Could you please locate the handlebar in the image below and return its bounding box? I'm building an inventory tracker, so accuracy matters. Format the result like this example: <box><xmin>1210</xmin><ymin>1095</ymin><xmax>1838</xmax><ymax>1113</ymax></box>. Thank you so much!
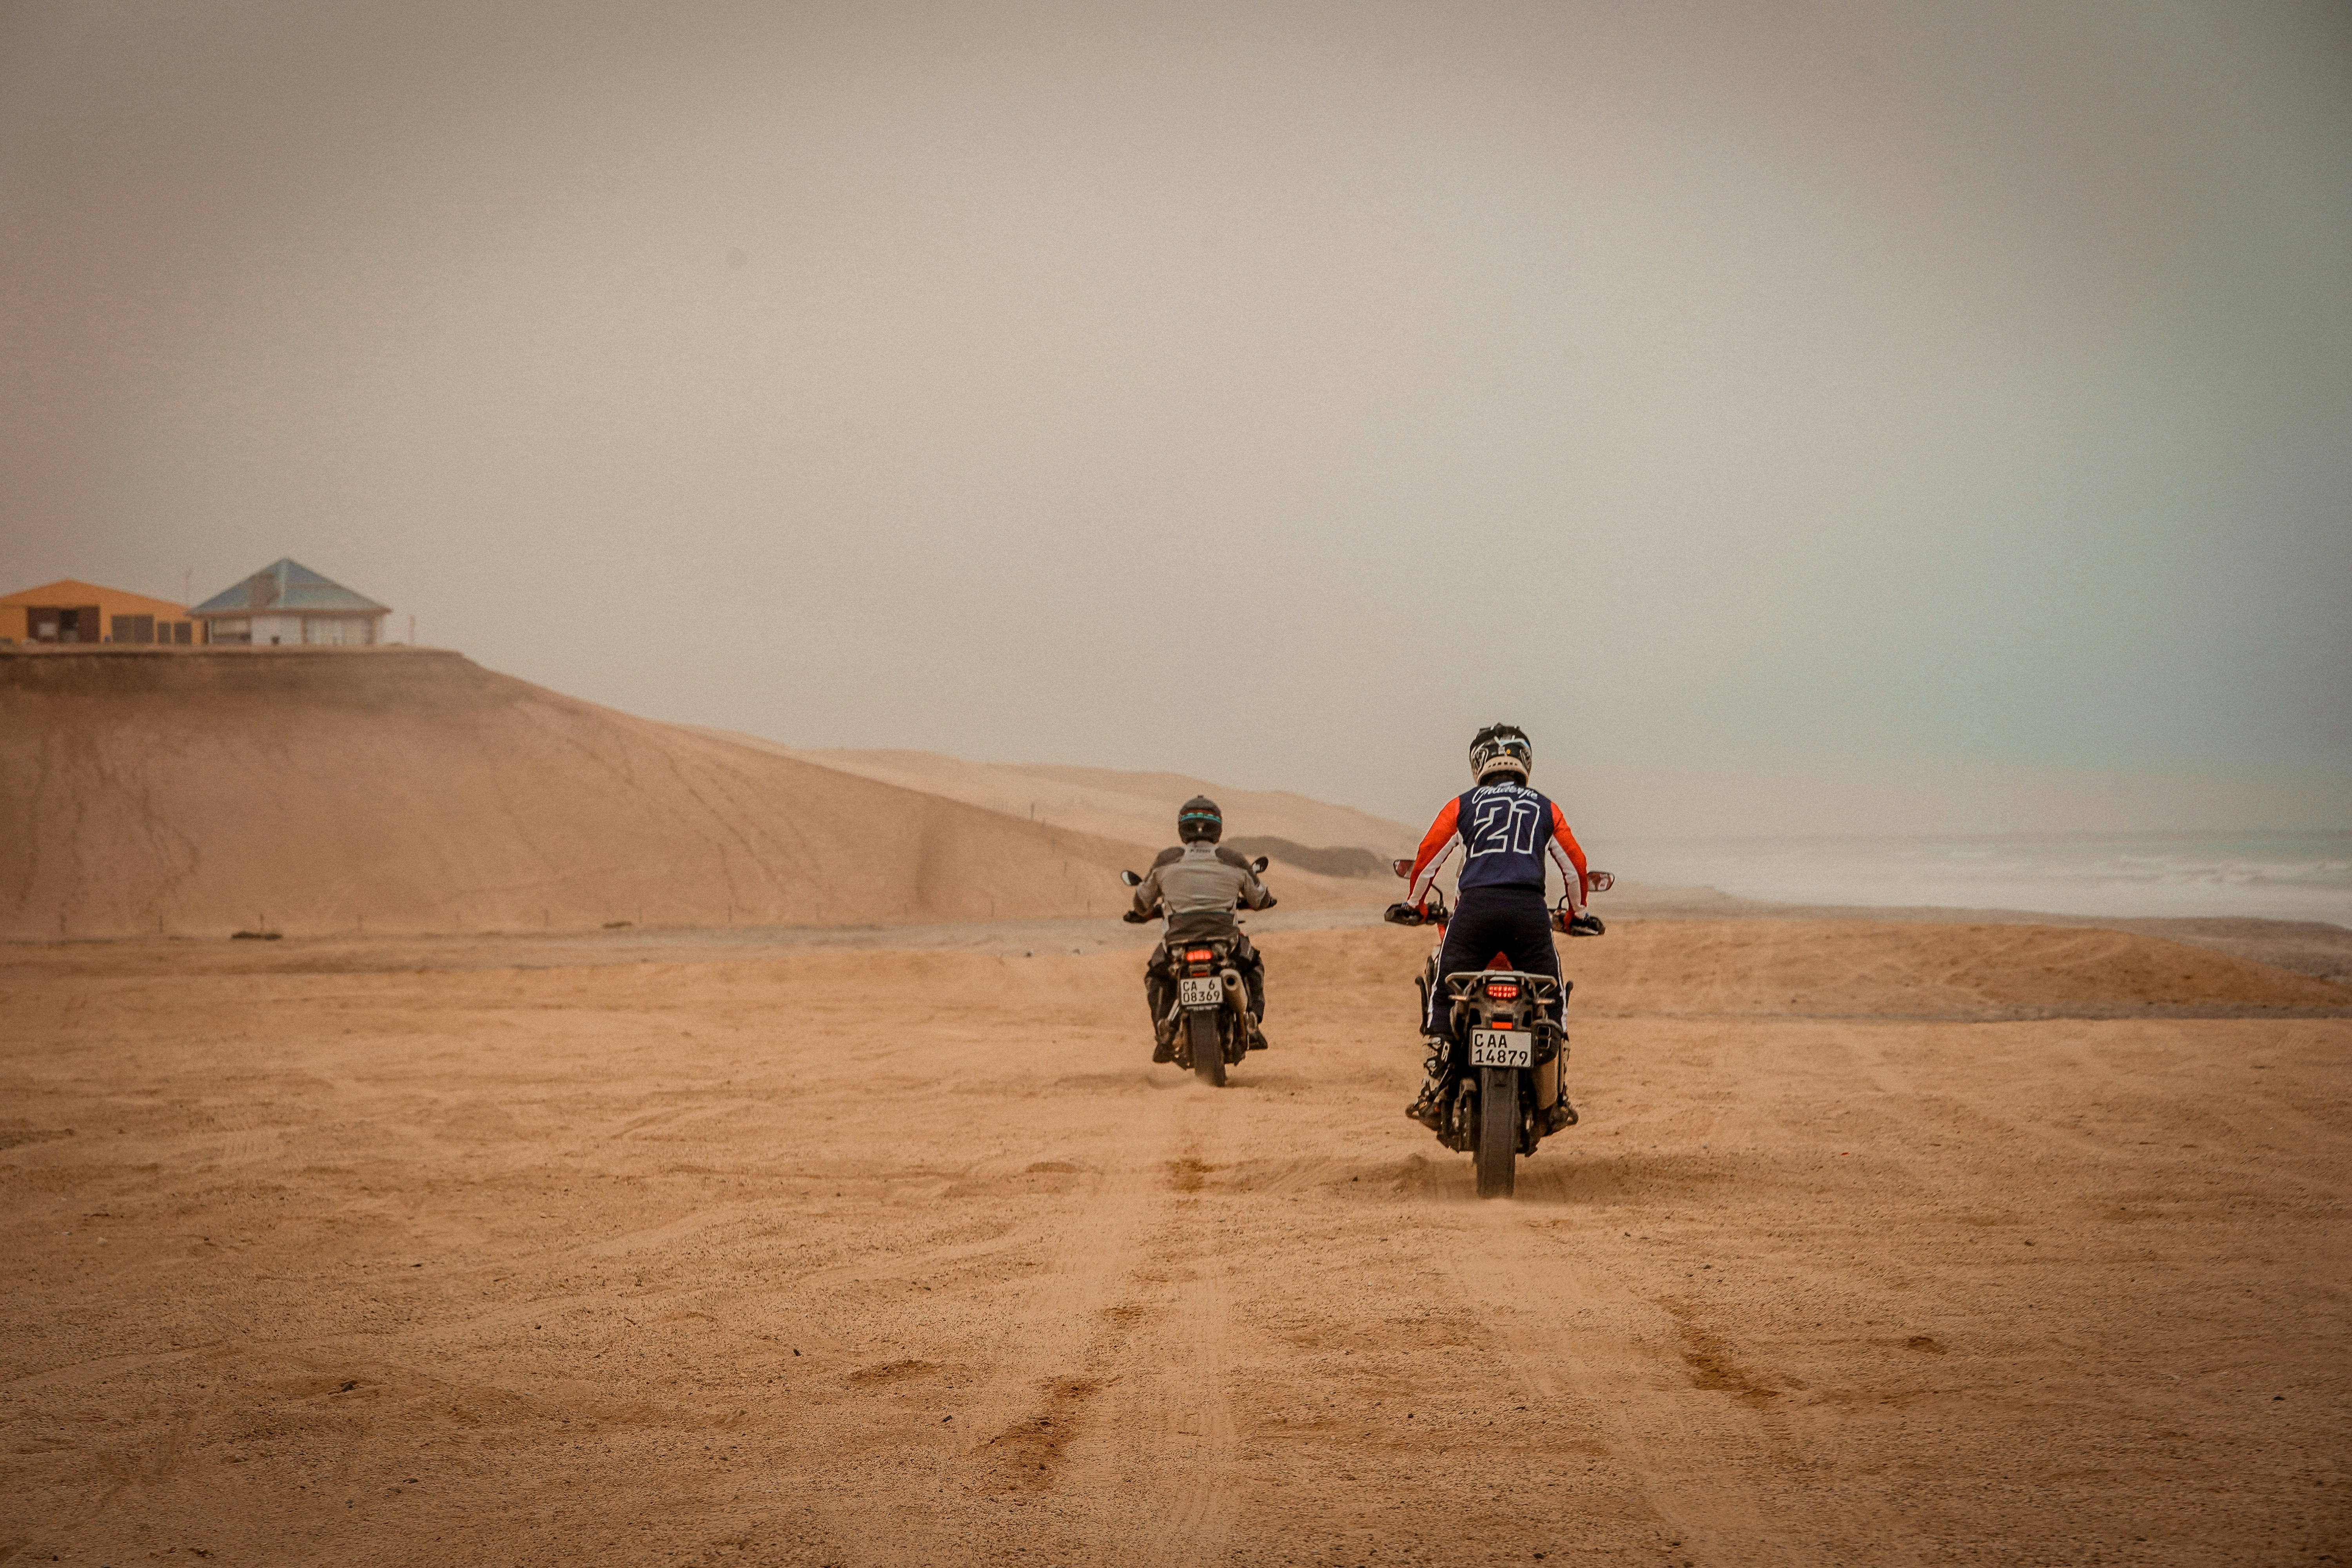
<box><xmin>1122</xmin><ymin>895</ymin><xmax>1275</xmax><ymax>922</ymax></box>
<box><xmin>1553</xmin><ymin>904</ymin><xmax>1606</xmax><ymax>936</ymax></box>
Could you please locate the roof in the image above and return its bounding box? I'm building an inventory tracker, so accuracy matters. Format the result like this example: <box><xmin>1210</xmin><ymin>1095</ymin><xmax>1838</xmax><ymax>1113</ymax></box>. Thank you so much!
<box><xmin>0</xmin><ymin>578</ymin><xmax>189</xmax><ymax>616</ymax></box>
<box><xmin>192</xmin><ymin>559</ymin><xmax>388</xmax><ymax>616</ymax></box>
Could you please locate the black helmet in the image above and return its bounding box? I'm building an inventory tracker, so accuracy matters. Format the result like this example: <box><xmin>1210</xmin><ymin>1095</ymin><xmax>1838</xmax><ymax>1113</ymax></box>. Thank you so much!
<box><xmin>1177</xmin><ymin>795</ymin><xmax>1223</xmax><ymax>843</ymax></box>
<box><xmin>1469</xmin><ymin>723</ymin><xmax>1532</xmax><ymax>784</ymax></box>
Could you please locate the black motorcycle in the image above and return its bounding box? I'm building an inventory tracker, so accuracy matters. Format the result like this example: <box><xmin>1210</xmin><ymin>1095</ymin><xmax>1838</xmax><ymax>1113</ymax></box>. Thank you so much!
<box><xmin>1120</xmin><ymin>857</ymin><xmax>1270</xmax><ymax>1088</ymax></box>
<box><xmin>1383</xmin><ymin>865</ymin><xmax>1612</xmax><ymax>1197</ymax></box>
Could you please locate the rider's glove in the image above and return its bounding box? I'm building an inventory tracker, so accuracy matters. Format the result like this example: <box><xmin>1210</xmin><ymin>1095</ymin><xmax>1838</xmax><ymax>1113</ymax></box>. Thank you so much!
<box><xmin>1566</xmin><ymin>912</ymin><xmax>1606</xmax><ymax>937</ymax></box>
<box><xmin>1121</xmin><ymin>910</ymin><xmax>1151</xmax><ymax>924</ymax></box>
<box><xmin>1382</xmin><ymin>901</ymin><xmax>1423</xmax><ymax>927</ymax></box>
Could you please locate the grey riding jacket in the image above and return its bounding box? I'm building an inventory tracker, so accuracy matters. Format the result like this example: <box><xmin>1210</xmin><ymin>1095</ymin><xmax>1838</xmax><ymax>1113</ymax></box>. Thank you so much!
<box><xmin>1132</xmin><ymin>841</ymin><xmax>1274</xmax><ymax>942</ymax></box>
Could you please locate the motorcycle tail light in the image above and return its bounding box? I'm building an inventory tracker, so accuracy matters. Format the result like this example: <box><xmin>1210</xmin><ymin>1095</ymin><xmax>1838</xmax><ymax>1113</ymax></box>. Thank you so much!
<box><xmin>1184</xmin><ymin>949</ymin><xmax>1213</xmax><ymax>961</ymax></box>
<box><xmin>1485</xmin><ymin>982</ymin><xmax>1519</xmax><ymax>998</ymax></box>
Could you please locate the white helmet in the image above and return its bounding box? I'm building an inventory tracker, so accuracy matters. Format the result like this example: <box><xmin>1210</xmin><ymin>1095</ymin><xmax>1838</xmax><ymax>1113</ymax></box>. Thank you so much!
<box><xmin>1469</xmin><ymin>723</ymin><xmax>1532</xmax><ymax>784</ymax></box>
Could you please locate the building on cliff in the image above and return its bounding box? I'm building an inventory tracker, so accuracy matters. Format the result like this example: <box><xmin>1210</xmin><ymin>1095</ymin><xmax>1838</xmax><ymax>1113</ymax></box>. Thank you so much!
<box><xmin>0</xmin><ymin>579</ymin><xmax>195</xmax><ymax>645</ymax></box>
<box><xmin>191</xmin><ymin>559</ymin><xmax>390</xmax><ymax>646</ymax></box>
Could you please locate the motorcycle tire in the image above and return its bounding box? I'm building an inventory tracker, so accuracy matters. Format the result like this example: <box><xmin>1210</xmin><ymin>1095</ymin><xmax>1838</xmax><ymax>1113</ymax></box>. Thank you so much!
<box><xmin>1188</xmin><ymin>1009</ymin><xmax>1225</xmax><ymax>1088</ymax></box>
<box><xmin>1475</xmin><ymin>1066</ymin><xmax>1517</xmax><ymax>1199</ymax></box>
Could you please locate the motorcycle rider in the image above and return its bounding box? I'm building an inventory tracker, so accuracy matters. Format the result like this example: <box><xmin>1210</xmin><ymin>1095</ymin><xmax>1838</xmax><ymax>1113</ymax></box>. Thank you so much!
<box><xmin>1124</xmin><ymin>796</ymin><xmax>1276</xmax><ymax>1062</ymax></box>
<box><xmin>1388</xmin><ymin>723</ymin><xmax>1602</xmax><ymax>1133</ymax></box>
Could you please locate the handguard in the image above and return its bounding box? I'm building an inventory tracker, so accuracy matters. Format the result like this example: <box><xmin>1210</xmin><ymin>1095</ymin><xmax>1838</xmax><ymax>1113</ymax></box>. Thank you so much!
<box><xmin>1566</xmin><ymin>912</ymin><xmax>1605</xmax><ymax>937</ymax></box>
<box><xmin>1122</xmin><ymin>909</ymin><xmax>1152</xmax><ymax>924</ymax></box>
<box><xmin>1382</xmin><ymin>901</ymin><xmax>1424</xmax><ymax>927</ymax></box>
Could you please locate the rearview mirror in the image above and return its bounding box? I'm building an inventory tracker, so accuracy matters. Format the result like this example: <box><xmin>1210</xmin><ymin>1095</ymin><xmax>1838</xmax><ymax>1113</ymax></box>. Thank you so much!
<box><xmin>1119</xmin><ymin>869</ymin><xmax>1142</xmax><ymax>887</ymax></box>
<box><xmin>1250</xmin><ymin>856</ymin><xmax>1269</xmax><ymax>875</ymax></box>
<box><xmin>1587</xmin><ymin>870</ymin><xmax>1614</xmax><ymax>893</ymax></box>
<box><xmin>1391</xmin><ymin>858</ymin><xmax>1413</xmax><ymax>880</ymax></box>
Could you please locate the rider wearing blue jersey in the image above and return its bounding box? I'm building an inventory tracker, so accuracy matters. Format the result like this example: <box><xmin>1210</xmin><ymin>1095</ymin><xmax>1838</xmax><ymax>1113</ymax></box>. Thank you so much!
<box><xmin>1388</xmin><ymin>724</ymin><xmax>1602</xmax><ymax>1131</ymax></box>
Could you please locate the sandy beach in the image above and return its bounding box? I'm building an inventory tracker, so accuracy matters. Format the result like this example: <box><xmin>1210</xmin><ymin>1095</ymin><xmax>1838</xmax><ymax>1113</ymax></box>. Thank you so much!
<box><xmin>13</xmin><ymin>6</ymin><xmax>2352</xmax><ymax>1561</ymax></box>
<box><xmin>4</xmin><ymin>917</ymin><xmax>2346</xmax><ymax>1566</ymax></box>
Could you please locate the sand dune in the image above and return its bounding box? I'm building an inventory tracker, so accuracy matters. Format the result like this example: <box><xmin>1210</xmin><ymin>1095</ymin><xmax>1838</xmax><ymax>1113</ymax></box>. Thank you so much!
<box><xmin>0</xmin><ymin>648</ymin><xmax>1387</xmax><ymax>941</ymax></box>
<box><xmin>0</xmin><ymin>648</ymin><xmax>1164</xmax><ymax>939</ymax></box>
<box><xmin>1</xmin><ymin>918</ymin><xmax>2344</xmax><ymax>1564</ymax></box>
<box><xmin>717</xmin><ymin>739</ymin><xmax>1416</xmax><ymax>861</ymax></box>
<box><xmin>11</xmin><ymin>650</ymin><xmax>2346</xmax><ymax>1561</ymax></box>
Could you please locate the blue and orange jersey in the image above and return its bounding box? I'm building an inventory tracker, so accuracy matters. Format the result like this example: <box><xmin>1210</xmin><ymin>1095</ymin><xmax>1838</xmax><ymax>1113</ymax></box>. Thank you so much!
<box><xmin>1405</xmin><ymin>779</ymin><xmax>1587</xmax><ymax>908</ymax></box>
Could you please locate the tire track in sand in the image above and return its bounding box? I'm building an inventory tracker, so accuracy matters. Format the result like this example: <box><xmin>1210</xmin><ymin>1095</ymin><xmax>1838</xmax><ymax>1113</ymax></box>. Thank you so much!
<box><xmin>1445</xmin><ymin>1198</ymin><xmax>1802</xmax><ymax>1568</ymax></box>
<box><xmin>1064</xmin><ymin>1094</ymin><xmax>1242</xmax><ymax>1568</ymax></box>
<box><xmin>774</xmin><ymin>1090</ymin><xmax>1184</xmax><ymax>1566</ymax></box>
<box><xmin>1140</xmin><ymin>1266</ymin><xmax>1238</xmax><ymax>1566</ymax></box>
<box><xmin>907</xmin><ymin>1087</ymin><xmax>1205</xmax><ymax>1563</ymax></box>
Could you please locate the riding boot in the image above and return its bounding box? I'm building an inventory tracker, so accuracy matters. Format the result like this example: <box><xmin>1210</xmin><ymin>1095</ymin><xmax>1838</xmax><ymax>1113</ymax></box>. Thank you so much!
<box><xmin>1405</xmin><ymin>1041</ymin><xmax>1451</xmax><ymax>1128</ymax></box>
<box><xmin>1147</xmin><ymin>974</ymin><xmax>1177</xmax><ymax>1063</ymax></box>
<box><xmin>1534</xmin><ymin>1033</ymin><xmax>1575</xmax><ymax>1132</ymax></box>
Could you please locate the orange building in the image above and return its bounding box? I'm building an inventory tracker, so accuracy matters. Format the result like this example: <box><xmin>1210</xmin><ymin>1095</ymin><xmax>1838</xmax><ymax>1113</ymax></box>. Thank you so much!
<box><xmin>0</xmin><ymin>579</ymin><xmax>195</xmax><ymax>646</ymax></box>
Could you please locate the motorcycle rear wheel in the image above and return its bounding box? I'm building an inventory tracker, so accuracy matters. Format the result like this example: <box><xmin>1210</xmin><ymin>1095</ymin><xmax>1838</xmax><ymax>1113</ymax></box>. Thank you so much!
<box><xmin>1188</xmin><ymin>1009</ymin><xmax>1226</xmax><ymax>1087</ymax></box>
<box><xmin>1475</xmin><ymin>1066</ymin><xmax>1517</xmax><ymax>1198</ymax></box>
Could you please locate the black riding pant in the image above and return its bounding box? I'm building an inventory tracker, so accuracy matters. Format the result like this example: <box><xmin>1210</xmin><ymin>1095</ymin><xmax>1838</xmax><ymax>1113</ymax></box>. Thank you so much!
<box><xmin>1423</xmin><ymin>888</ymin><xmax>1563</xmax><ymax>1033</ymax></box>
<box><xmin>1147</xmin><ymin>935</ymin><xmax>1265</xmax><ymax>1026</ymax></box>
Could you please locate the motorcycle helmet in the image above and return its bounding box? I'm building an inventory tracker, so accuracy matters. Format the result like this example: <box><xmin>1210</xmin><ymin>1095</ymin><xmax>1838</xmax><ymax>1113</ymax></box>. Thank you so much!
<box><xmin>1469</xmin><ymin>723</ymin><xmax>1532</xmax><ymax>784</ymax></box>
<box><xmin>1177</xmin><ymin>796</ymin><xmax>1223</xmax><ymax>844</ymax></box>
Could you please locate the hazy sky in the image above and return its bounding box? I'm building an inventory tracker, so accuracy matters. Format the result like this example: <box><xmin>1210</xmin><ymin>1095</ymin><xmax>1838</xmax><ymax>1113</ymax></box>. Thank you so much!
<box><xmin>5</xmin><ymin>0</ymin><xmax>2348</xmax><ymax>834</ymax></box>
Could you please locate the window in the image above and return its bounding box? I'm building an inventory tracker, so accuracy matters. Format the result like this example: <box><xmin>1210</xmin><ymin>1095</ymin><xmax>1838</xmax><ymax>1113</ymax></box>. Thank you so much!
<box><xmin>301</xmin><ymin>617</ymin><xmax>379</xmax><ymax>645</ymax></box>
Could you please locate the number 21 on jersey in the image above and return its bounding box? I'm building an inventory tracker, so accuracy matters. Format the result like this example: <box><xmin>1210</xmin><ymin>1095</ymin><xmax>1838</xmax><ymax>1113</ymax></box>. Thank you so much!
<box><xmin>1467</xmin><ymin>792</ymin><xmax>1540</xmax><ymax>857</ymax></box>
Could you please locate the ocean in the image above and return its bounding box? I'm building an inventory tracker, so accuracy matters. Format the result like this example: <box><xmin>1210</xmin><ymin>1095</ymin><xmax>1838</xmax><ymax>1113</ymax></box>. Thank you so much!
<box><xmin>1605</xmin><ymin>831</ymin><xmax>2352</xmax><ymax>927</ymax></box>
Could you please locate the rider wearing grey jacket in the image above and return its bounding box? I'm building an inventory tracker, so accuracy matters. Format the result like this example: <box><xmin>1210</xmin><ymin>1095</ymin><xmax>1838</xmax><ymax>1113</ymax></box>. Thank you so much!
<box><xmin>1126</xmin><ymin>796</ymin><xmax>1275</xmax><ymax>1061</ymax></box>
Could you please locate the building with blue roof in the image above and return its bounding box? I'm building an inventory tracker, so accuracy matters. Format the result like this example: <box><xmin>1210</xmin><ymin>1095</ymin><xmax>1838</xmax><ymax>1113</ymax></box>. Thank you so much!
<box><xmin>191</xmin><ymin>559</ymin><xmax>390</xmax><ymax>646</ymax></box>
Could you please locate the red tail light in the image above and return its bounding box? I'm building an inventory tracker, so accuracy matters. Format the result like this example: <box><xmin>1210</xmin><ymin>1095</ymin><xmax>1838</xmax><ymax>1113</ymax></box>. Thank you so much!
<box><xmin>1184</xmin><ymin>949</ymin><xmax>1213</xmax><ymax>962</ymax></box>
<box><xmin>1485</xmin><ymin>982</ymin><xmax>1519</xmax><ymax>999</ymax></box>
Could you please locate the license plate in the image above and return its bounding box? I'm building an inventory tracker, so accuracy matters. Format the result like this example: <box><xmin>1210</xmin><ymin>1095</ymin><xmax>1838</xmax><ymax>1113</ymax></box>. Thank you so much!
<box><xmin>1469</xmin><ymin>1027</ymin><xmax>1530</xmax><ymax>1067</ymax></box>
<box><xmin>1179</xmin><ymin>975</ymin><xmax>1225</xmax><ymax>1007</ymax></box>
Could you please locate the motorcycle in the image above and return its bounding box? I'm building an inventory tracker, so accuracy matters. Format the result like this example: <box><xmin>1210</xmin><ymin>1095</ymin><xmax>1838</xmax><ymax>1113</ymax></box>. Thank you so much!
<box><xmin>1383</xmin><ymin>861</ymin><xmax>1613</xmax><ymax>1197</ymax></box>
<box><xmin>1120</xmin><ymin>856</ymin><xmax>1270</xmax><ymax>1088</ymax></box>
